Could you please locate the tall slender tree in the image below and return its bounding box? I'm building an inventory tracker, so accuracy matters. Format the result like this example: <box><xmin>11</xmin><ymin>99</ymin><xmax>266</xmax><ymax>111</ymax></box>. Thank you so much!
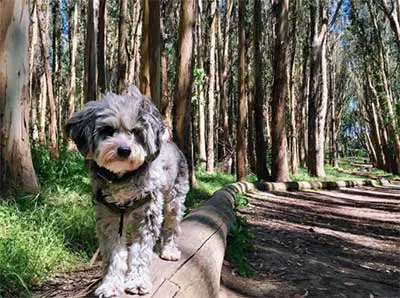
<box><xmin>206</xmin><ymin>0</ymin><xmax>217</xmax><ymax>173</ymax></box>
<box><xmin>37</xmin><ymin>0</ymin><xmax>58</xmax><ymax>159</ymax></box>
<box><xmin>117</xmin><ymin>0</ymin><xmax>128</xmax><ymax>93</ymax></box>
<box><xmin>84</xmin><ymin>0</ymin><xmax>98</xmax><ymax>102</ymax></box>
<box><xmin>271</xmin><ymin>0</ymin><xmax>290</xmax><ymax>182</ymax></box>
<box><xmin>139</xmin><ymin>0</ymin><xmax>151</xmax><ymax>97</ymax></box>
<box><xmin>98</xmin><ymin>0</ymin><xmax>107</xmax><ymax>93</ymax></box>
<box><xmin>149</xmin><ymin>0</ymin><xmax>161</xmax><ymax>108</ymax></box>
<box><xmin>237</xmin><ymin>0</ymin><xmax>247</xmax><ymax>182</ymax></box>
<box><xmin>253</xmin><ymin>0</ymin><xmax>270</xmax><ymax>180</ymax></box>
<box><xmin>174</xmin><ymin>0</ymin><xmax>197</xmax><ymax>187</ymax></box>
<box><xmin>0</xmin><ymin>0</ymin><xmax>39</xmax><ymax>193</ymax></box>
<box><xmin>307</xmin><ymin>0</ymin><xmax>328</xmax><ymax>177</ymax></box>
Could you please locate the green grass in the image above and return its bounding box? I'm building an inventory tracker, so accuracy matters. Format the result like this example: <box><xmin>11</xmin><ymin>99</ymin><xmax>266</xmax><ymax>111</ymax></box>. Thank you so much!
<box><xmin>225</xmin><ymin>218</ymin><xmax>256</xmax><ymax>277</ymax></box>
<box><xmin>290</xmin><ymin>159</ymin><xmax>400</xmax><ymax>182</ymax></box>
<box><xmin>185</xmin><ymin>167</ymin><xmax>236</xmax><ymax>210</ymax></box>
<box><xmin>0</xmin><ymin>147</ymin><xmax>96</xmax><ymax>297</ymax></box>
<box><xmin>290</xmin><ymin>165</ymin><xmax>366</xmax><ymax>182</ymax></box>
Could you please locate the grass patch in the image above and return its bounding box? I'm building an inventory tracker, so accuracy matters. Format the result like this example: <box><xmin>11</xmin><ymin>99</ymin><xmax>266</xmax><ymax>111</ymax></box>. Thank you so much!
<box><xmin>225</xmin><ymin>218</ymin><xmax>256</xmax><ymax>277</ymax></box>
<box><xmin>291</xmin><ymin>164</ymin><xmax>367</xmax><ymax>182</ymax></box>
<box><xmin>185</xmin><ymin>167</ymin><xmax>236</xmax><ymax>210</ymax></box>
<box><xmin>0</xmin><ymin>147</ymin><xmax>96</xmax><ymax>297</ymax></box>
<box><xmin>234</xmin><ymin>193</ymin><xmax>249</xmax><ymax>208</ymax></box>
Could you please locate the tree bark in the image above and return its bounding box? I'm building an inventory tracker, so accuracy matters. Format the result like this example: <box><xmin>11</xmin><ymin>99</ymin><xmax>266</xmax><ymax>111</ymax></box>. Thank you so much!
<box><xmin>173</xmin><ymin>0</ymin><xmax>197</xmax><ymax>188</ymax></box>
<box><xmin>217</xmin><ymin>0</ymin><xmax>233</xmax><ymax>160</ymax></box>
<box><xmin>375</xmin><ymin>0</ymin><xmax>400</xmax><ymax>40</ymax></box>
<box><xmin>271</xmin><ymin>0</ymin><xmax>290</xmax><ymax>182</ymax></box>
<box><xmin>98</xmin><ymin>0</ymin><xmax>107</xmax><ymax>93</ymax></box>
<box><xmin>236</xmin><ymin>0</ymin><xmax>247</xmax><ymax>182</ymax></box>
<box><xmin>206</xmin><ymin>0</ymin><xmax>217</xmax><ymax>173</ymax></box>
<box><xmin>253</xmin><ymin>0</ymin><xmax>270</xmax><ymax>180</ymax></box>
<box><xmin>117</xmin><ymin>0</ymin><xmax>128</xmax><ymax>94</ymax></box>
<box><xmin>289</xmin><ymin>0</ymin><xmax>299</xmax><ymax>175</ymax></box>
<box><xmin>307</xmin><ymin>0</ymin><xmax>328</xmax><ymax>177</ymax></box>
<box><xmin>139</xmin><ymin>0</ymin><xmax>151</xmax><ymax>96</ymax></box>
<box><xmin>69</xmin><ymin>0</ymin><xmax>79</xmax><ymax>119</ymax></box>
<box><xmin>160</xmin><ymin>9</ymin><xmax>172</xmax><ymax>128</ymax></box>
<box><xmin>0</xmin><ymin>0</ymin><xmax>39</xmax><ymax>193</ymax></box>
<box><xmin>37</xmin><ymin>0</ymin><xmax>58</xmax><ymax>159</ymax></box>
<box><xmin>149</xmin><ymin>0</ymin><xmax>161</xmax><ymax>108</ymax></box>
<box><xmin>84</xmin><ymin>0</ymin><xmax>98</xmax><ymax>102</ymax></box>
<box><xmin>197</xmin><ymin>0</ymin><xmax>206</xmax><ymax>168</ymax></box>
<box><xmin>128</xmin><ymin>1</ymin><xmax>141</xmax><ymax>86</ymax></box>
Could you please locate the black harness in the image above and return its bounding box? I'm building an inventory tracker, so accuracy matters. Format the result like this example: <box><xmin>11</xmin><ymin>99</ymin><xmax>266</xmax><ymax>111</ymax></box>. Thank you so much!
<box><xmin>92</xmin><ymin>162</ymin><xmax>153</xmax><ymax>237</ymax></box>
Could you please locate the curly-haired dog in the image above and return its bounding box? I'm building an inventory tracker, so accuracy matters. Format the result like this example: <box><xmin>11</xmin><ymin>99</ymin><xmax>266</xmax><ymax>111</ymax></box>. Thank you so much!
<box><xmin>66</xmin><ymin>86</ymin><xmax>189</xmax><ymax>297</ymax></box>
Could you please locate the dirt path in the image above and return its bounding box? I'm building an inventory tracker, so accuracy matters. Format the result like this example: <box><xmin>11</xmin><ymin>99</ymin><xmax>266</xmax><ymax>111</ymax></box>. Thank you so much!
<box><xmin>221</xmin><ymin>185</ymin><xmax>400</xmax><ymax>298</ymax></box>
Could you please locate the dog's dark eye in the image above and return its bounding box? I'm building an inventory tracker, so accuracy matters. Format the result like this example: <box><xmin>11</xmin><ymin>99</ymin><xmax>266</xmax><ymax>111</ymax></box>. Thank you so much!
<box><xmin>131</xmin><ymin>128</ymin><xmax>140</xmax><ymax>135</ymax></box>
<box><xmin>101</xmin><ymin>126</ymin><xmax>115</xmax><ymax>137</ymax></box>
<box><xmin>131</xmin><ymin>127</ymin><xmax>145</xmax><ymax>143</ymax></box>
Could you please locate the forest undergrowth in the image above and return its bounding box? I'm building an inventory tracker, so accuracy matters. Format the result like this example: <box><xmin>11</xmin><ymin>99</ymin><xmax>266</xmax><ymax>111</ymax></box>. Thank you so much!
<box><xmin>0</xmin><ymin>147</ymin><xmax>397</xmax><ymax>297</ymax></box>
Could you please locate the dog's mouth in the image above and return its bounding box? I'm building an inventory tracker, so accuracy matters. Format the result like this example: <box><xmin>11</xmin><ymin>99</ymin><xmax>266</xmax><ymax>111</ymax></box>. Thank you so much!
<box><xmin>100</xmin><ymin>158</ymin><xmax>144</xmax><ymax>175</ymax></box>
<box><xmin>95</xmin><ymin>145</ymin><xmax>145</xmax><ymax>175</ymax></box>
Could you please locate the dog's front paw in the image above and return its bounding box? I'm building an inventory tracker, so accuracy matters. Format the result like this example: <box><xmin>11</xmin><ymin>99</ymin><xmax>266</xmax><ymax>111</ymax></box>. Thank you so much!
<box><xmin>160</xmin><ymin>244</ymin><xmax>181</xmax><ymax>261</ymax></box>
<box><xmin>95</xmin><ymin>280</ymin><xmax>124</xmax><ymax>298</ymax></box>
<box><xmin>124</xmin><ymin>275</ymin><xmax>152</xmax><ymax>295</ymax></box>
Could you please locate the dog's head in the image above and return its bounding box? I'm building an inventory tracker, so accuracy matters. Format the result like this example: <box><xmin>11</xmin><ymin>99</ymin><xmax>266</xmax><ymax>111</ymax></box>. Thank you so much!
<box><xmin>66</xmin><ymin>86</ymin><xmax>169</xmax><ymax>174</ymax></box>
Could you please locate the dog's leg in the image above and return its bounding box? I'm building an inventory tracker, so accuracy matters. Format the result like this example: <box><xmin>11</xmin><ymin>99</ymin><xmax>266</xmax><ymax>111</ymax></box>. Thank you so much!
<box><xmin>95</xmin><ymin>205</ymin><xmax>128</xmax><ymax>298</ymax></box>
<box><xmin>124</xmin><ymin>194</ymin><xmax>163</xmax><ymax>295</ymax></box>
<box><xmin>159</xmin><ymin>192</ymin><xmax>186</xmax><ymax>261</ymax></box>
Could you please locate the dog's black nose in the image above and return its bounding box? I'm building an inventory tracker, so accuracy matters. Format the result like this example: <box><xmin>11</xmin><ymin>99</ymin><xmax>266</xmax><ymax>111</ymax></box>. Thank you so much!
<box><xmin>117</xmin><ymin>146</ymin><xmax>131</xmax><ymax>158</ymax></box>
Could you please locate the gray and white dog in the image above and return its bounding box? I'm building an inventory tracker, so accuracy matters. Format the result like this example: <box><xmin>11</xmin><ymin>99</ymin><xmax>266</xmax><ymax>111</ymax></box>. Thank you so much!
<box><xmin>66</xmin><ymin>86</ymin><xmax>189</xmax><ymax>297</ymax></box>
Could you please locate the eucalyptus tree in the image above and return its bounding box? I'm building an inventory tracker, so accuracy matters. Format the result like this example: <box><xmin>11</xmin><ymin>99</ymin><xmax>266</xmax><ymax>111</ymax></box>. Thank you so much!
<box><xmin>0</xmin><ymin>0</ymin><xmax>39</xmax><ymax>193</ymax></box>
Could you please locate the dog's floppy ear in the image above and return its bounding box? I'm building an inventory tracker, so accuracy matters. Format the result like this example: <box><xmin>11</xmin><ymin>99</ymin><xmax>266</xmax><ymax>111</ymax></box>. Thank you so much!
<box><xmin>65</xmin><ymin>102</ymin><xmax>100</xmax><ymax>158</ymax></box>
<box><xmin>137</xmin><ymin>98</ymin><xmax>169</xmax><ymax>162</ymax></box>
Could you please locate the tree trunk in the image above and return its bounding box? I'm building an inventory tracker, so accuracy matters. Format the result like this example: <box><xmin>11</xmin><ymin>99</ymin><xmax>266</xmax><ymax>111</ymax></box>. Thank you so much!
<box><xmin>128</xmin><ymin>1</ymin><xmax>141</xmax><ymax>86</ymax></box>
<box><xmin>98</xmin><ymin>0</ymin><xmax>107</xmax><ymax>93</ymax></box>
<box><xmin>289</xmin><ymin>0</ymin><xmax>299</xmax><ymax>175</ymax></box>
<box><xmin>376</xmin><ymin>0</ymin><xmax>400</xmax><ymax>41</ymax></box>
<box><xmin>206</xmin><ymin>0</ymin><xmax>217</xmax><ymax>173</ymax></box>
<box><xmin>149</xmin><ymin>0</ymin><xmax>161</xmax><ymax>108</ymax></box>
<box><xmin>69</xmin><ymin>0</ymin><xmax>79</xmax><ymax>119</ymax></box>
<box><xmin>217</xmin><ymin>0</ymin><xmax>233</xmax><ymax>160</ymax></box>
<box><xmin>0</xmin><ymin>0</ymin><xmax>39</xmax><ymax>193</ymax></box>
<box><xmin>39</xmin><ymin>73</ymin><xmax>47</xmax><ymax>145</ymax></box>
<box><xmin>253</xmin><ymin>0</ymin><xmax>270</xmax><ymax>180</ymax></box>
<box><xmin>117</xmin><ymin>0</ymin><xmax>128</xmax><ymax>94</ymax></box>
<box><xmin>197</xmin><ymin>0</ymin><xmax>206</xmax><ymax>168</ymax></box>
<box><xmin>299</xmin><ymin>40</ymin><xmax>309</xmax><ymax>167</ymax></box>
<box><xmin>173</xmin><ymin>0</ymin><xmax>197</xmax><ymax>188</ymax></box>
<box><xmin>84</xmin><ymin>0</ymin><xmax>98</xmax><ymax>102</ymax></box>
<box><xmin>30</xmin><ymin>3</ymin><xmax>40</xmax><ymax>145</ymax></box>
<box><xmin>236</xmin><ymin>0</ymin><xmax>247</xmax><ymax>182</ymax></box>
<box><xmin>139</xmin><ymin>0</ymin><xmax>151</xmax><ymax>96</ymax></box>
<box><xmin>160</xmin><ymin>11</ymin><xmax>172</xmax><ymax>128</ymax></box>
<box><xmin>271</xmin><ymin>0</ymin><xmax>290</xmax><ymax>182</ymax></box>
<box><xmin>37</xmin><ymin>0</ymin><xmax>58</xmax><ymax>159</ymax></box>
<box><xmin>307</xmin><ymin>0</ymin><xmax>327</xmax><ymax>177</ymax></box>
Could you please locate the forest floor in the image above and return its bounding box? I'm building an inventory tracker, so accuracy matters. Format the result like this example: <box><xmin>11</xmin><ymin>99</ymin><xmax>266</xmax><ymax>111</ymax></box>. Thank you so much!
<box><xmin>32</xmin><ymin>183</ymin><xmax>400</xmax><ymax>298</ymax></box>
<box><xmin>221</xmin><ymin>183</ymin><xmax>400</xmax><ymax>298</ymax></box>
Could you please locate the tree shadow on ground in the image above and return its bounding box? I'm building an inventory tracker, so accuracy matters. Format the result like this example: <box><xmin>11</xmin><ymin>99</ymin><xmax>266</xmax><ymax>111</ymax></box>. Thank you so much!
<box><xmin>221</xmin><ymin>185</ymin><xmax>400</xmax><ymax>298</ymax></box>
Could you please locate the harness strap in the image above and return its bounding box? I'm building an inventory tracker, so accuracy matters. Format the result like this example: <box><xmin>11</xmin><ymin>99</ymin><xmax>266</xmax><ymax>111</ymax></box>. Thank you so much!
<box><xmin>119</xmin><ymin>209</ymin><xmax>125</xmax><ymax>237</ymax></box>
<box><xmin>94</xmin><ymin>190</ymin><xmax>153</xmax><ymax>237</ymax></box>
